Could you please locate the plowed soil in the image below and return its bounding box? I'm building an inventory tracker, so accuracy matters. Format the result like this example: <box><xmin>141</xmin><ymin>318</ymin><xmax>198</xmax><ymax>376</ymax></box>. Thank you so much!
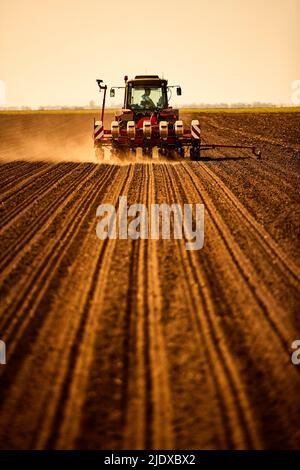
<box><xmin>0</xmin><ymin>111</ymin><xmax>299</xmax><ymax>449</ymax></box>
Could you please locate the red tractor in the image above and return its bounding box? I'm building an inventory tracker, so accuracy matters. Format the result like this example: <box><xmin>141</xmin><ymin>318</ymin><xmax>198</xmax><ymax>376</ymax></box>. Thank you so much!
<box><xmin>94</xmin><ymin>75</ymin><xmax>261</xmax><ymax>160</ymax></box>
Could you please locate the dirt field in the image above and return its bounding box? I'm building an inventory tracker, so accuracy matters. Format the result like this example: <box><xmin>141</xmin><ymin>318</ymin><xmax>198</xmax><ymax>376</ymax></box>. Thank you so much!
<box><xmin>0</xmin><ymin>111</ymin><xmax>299</xmax><ymax>449</ymax></box>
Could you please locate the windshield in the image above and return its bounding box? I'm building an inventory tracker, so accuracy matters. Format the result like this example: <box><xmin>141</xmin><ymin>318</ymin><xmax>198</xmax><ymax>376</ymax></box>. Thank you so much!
<box><xmin>129</xmin><ymin>86</ymin><xmax>166</xmax><ymax>110</ymax></box>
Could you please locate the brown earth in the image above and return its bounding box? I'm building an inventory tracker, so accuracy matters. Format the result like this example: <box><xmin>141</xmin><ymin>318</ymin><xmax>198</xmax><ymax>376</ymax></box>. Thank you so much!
<box><xmin>0</xmin><ymin>111</ymin><xmax>299</xmax><ymax>449</ymax></box>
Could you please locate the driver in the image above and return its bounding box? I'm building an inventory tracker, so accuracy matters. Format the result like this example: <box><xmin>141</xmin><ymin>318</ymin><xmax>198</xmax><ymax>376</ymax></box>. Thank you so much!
<box><xmin>140</xmin><ymin>88</ymin><xmax>155</xmax><ymax>108</ymax></box>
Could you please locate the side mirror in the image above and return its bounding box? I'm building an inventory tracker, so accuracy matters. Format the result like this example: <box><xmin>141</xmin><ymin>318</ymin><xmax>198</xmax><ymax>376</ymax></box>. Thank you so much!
<box><xmin>110</xmin><ymin>88</ymin><xmax>115</xmax><ymax>98</ymax></box>
<box><xmin>176</xmin><ymin>87</ymin><xmax>182</xmax><ymax>96</ymax></box>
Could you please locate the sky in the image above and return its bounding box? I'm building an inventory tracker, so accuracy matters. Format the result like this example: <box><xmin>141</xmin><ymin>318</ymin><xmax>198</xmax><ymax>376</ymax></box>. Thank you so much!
<box><xmin>0</xmin><ymin>0</ymin><xmax>299</xmax><ymax>107</ymax></box>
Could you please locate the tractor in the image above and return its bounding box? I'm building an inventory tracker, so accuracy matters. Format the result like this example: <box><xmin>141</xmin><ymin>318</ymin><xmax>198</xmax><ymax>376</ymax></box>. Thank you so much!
<box><xmin>93</xmin><ymin>75</ymin><xmax>261</xmax><ymax>160</ymax></box>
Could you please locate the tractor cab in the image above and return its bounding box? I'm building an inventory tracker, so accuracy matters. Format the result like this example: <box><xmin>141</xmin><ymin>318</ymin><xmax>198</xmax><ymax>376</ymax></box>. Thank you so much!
<box><xmin>111</xmin><ymin>75</ymin><xmax>181</xmax><ymax>127</ymax></box>
<box><xmin>125</xmin><ymin>75</ymin><xmax>168</xmax><ymax>111</ymax></box>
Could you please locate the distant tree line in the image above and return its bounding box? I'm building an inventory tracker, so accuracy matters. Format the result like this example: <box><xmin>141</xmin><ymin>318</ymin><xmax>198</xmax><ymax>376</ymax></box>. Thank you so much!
<box><xmin>0</xmin><ymin>102</ymin><xmax>297</xmax><ymax>110</ymax></box>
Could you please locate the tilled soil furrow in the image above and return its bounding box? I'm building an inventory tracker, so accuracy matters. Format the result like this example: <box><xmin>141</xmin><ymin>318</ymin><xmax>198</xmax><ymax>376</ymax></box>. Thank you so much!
<box><xmin>0</xmin><ymin>160</ymin><xmax>36</xmax><ymax>181</ymax></box>
<box><xmin>0</xmin><ymin>163</ymin><xmax>96</xmax><ymax>275</ymax></box>
<box><xmin>202</xmin><ymin>116</ymin><xmax>300</xmax><ymax>153</ymax></box>
<box><xmin>201</xmin><ymin>117</ymin><xmax>300</xmax><ymax>182</ymax></box>
<box><xmin>145</xmin><ymin>166</ymin><xmax>174</xmax><ymax>449</ymax></box>
<box><xmin>181</xmin><ymin>163</ymin><xmax>296</xmax><ymax>348</ymax></box>
<box><xmin>176</xmin><ymin>162</ymin><xmax>300</xmax><ymax>448</ymax></box>
<box><xmin>0</xmin><ymin>166</ymin><xmax>120</xmax><ymax>449</ymax></box>
<box><xmin>0</xmin><ymin>165</ymin><xmax>114</xmax><ymax>353</ymax></box>
<box><xmin>0</xmin><ymin>163</ymin><xmax>79</xmax><ymax>229</ymax></box>
<box><xmin>122</xmin><ymin>166</ymin><xmax>174</xmax><ymax>449</ymax></box>
<box><xmin>0</xmin><ymin>161</ymin><xmax>49</xmax><ymax>194</ymax></box>
<box><xmin>122</xmin><ymin>165</ymin><xmax>152</xmax><ymax>449</ymax></box>
<box><xmin>154</xmin><ymin>164</ymin><xmax>232</xmax><ymax>449</ymax></box>
<box><xmin>188</xmin><ymin>163</ymin><xmax>300</xmax><ymax>317</ymax></box>
<box><xmin>197</xmin><ymin>163</ymin><xmax>300</xmax><ymax>283</ymax></box>
<box><xmin>0</xmin><ymin>166</ymin><xmax>109</xmax><ymax>318</ymax></box>
<box><xmin>47</xmin><ymin>166</ymin><xmax>136</xmax><ymax>450</ymax></box>
<box><xmin>0</xmin><ymin>162</ymin><xmax>75</xmax><ymax>203</ymax></box>
<box><xmin>163</xmin><ymin>163</ymin><xmax>261</xmax><ymax>449</ymax></box>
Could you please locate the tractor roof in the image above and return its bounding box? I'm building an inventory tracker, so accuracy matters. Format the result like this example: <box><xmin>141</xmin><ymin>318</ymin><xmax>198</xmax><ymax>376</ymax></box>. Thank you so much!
<box><xmin>128</xmin><ymin>75</ymin><xmax>167</xmax><ymax>86</ymax></box>
<box><xmin>134</xmin><ymin>75</ymin><xmax>160</xmax><ymax>79</ymax></box>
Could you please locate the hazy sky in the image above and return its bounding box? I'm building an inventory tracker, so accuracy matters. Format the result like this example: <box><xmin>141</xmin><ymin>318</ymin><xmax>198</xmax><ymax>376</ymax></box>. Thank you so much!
<box><xmin>0</xmin><ymin>0</ymin><xmax>299</xmax><ymax>106</ymax></box>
